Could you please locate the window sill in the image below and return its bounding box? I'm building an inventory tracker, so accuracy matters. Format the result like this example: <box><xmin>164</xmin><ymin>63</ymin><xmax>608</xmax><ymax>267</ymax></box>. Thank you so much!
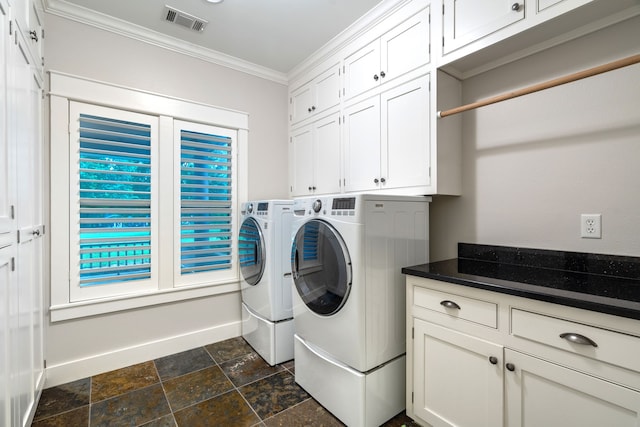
<box><xmin>49</xmin><ymin>281</ymin><xmax>241</xmax><ymax>322</ymax></box>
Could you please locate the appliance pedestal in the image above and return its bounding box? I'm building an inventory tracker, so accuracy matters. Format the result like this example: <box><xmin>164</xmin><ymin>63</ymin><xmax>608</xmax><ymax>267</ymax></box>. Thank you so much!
<box><xmin>242</xmin><ymin>302</ymin><xmax>294</xmax><ymax>365</ymax></box>
<box><xmin>294</xmin><ymin>334</ymin><xmax>405</xmax><ymax>427</ymax></box>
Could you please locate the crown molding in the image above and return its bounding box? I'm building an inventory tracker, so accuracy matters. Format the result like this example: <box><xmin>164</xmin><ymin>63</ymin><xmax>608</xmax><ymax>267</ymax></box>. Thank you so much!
<box><xmin>42</xmin><ymin>0</ymin><xmax>289</xmax><ymax>85</ymax></box>
<box><xmin>286</xmin><ymin>0</ymin><xmax>410</xmax><ymax>82</ymax></box>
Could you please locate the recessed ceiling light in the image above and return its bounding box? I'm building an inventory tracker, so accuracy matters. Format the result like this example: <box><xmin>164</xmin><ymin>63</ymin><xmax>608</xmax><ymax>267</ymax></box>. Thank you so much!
<box><xmin>205</xmin><ymin>0</ymin><xmax>223</xmax><ymax>3</ymax></box>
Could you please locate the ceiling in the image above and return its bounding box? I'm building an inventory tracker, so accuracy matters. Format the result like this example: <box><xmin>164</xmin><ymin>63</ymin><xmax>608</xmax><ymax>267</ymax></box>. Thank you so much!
<box><xmin>44</xmin><ymin>0</ymin><xmax>384</xmax><ymax>79</ymax></box>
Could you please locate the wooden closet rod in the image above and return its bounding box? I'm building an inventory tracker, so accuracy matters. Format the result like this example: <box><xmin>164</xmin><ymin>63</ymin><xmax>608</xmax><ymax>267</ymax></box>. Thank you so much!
<box><xmin>437</xmin><ymin>53</ymin><xmax>640</xmax><ymax>118</ymax></box>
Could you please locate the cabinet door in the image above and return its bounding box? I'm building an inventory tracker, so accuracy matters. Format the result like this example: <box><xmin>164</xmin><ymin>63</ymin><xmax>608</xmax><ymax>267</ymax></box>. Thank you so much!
<box><xmin>0</xmin><ymin>0</ymin><xmax>12</xmax><ymax>237</ymax></box>
<box><xmin>381</xmin><ymin>75</ymin><xmax>430</xmax><ymax>190</ymax></box>
<box><xmin>343</xmin><ymin>39</ymin><xmax>380</xmax><ymax>100</ymax></box>
<box><xmin>13</xmin><ymin>0</ymin><xmax>43</xmax><ymax>73</ymax></box>
<box><xmin>290</xmin><ymin>125</ymin><xmax>314</xmax><ymax>196</ymax></box>
<box><xmin>313</xmin><ymin>65</ymin><xmax>341</xmax><ymax>116</ymax></box>
<box><xmin>343</xmin><ymin>96</ymin><xmax>381</xmax><ymax>192</ymax></box>
<box><xmin>380</xmin><ymin>7</ymin><xmax>430</xmax><ymax>84</ymax></box>
<box><xmin>504</xmin><ymin>349</ymin><xmax>640</xmax><ymax>427</ymax></box>
<box><xmin>443</xmin><ymin>0</ymin><xmax>525</xmax><ymax>54</ymax></box>
<box><xmin>312</xmin><ymin>113</ymin><xmax>341</xmax><ymax>195</ymax></box>
<box><xmin>0</xmin><ymin>245</ymin><xmax>15</xmax><ymax>427</ymax></box>
<box><xmin>413</xmin><ymin>319</ymin><xmax>504</xmax><ymax>427</ymax></box>
<box><xmin>290</xmin><ymin>82</ymin><xmax>314</xmax><ymax>125</ymax></box>
<box><xmin>9</xmin><ymin>27</ymin><xmax>44</xmax><ymax>427</ymax></box>
<box><xmin>537</xmin><ymin>0</ymin><xmax>591</xmax><ymax>14</ymax></box>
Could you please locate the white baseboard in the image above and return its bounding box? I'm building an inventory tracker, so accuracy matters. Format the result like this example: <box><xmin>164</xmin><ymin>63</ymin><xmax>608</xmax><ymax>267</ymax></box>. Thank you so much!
<box><xmin>44</xmin><ymin>320</ymin><xmax>241</xmax><ymax>388</ymax></box>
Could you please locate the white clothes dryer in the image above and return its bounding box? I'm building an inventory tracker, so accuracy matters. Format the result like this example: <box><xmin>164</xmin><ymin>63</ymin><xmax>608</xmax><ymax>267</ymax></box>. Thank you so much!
<box><xmin>290</xmin><ymin>194</ymin><xmax>430</xmax><ymax>427</ymax></box>
<box><xmin>239</xmin><ymin>200</ymin><xmax>294</xmax><ymax>365</ymax></box>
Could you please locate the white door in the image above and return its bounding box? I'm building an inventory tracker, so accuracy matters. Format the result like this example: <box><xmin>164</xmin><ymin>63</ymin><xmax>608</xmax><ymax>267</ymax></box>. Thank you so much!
<box><xmin>313</xmin><ymin>65</ymin><xmax>341</xmax><ymax>116</ymax></box>
<box><xmin>380</xmin><ymin>7</ymin><xmax>431</xmax><ymax>84</ymax></box>
<box><xmin>414</xmin><ymin>319</ymin><xmax>504</xmax><ymax>427</ymax></box>
<box><xmin>290</xmin><ymin>125</ymin><xmax>314</xmax><ymax>196</ymax></box>
<box><xmin>343</xmin><ymin>39</ymin><xmax>380</xmax><ymax>99</ymax></box>
<box><xmin>443</xmin><ymin>0</ymin><xmax>525</xmax><ymax>53</ymax></box>
<box><xmin>8</xmin><ymin>27</ymin><xmax>44</xmax><ymax>427</ymax></box>
<box><xmin>290</xmin><ymin>82</ymin><xmax>313</xmax><ymax>125</ymax></box>
<box><xmin>381</xmin><ymin>75</ymin><xmax>430</xmax><ymax>190</ymax></box>
<box><xmin>0</xmin><ymin>0</ymin><xmax>12</xmax><ymax>236</ymax></box>
<box><xmin>0</xmin><ymin>245</ymin><xmax>15</xmax><ymax>427</ymax></box>
<box><xmin>343</xmin><ymin>96</ymin><xmax>381</xmax><ymax>192</ymax></box>
<box><xmin>504</xmin><ymin>349</ymin><xmax>640</xmax><ymax>427</ymax></box>
<box><xmin>313</xmin><ymin>113</ymin><xmax>341</xmax><ymax>195</ymax></box>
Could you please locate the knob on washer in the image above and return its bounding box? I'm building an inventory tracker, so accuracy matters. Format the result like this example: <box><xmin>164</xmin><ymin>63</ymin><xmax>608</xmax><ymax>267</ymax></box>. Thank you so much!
<box><xmin>247</xmin><ymin>203</ymin><xmax>253</xmax><ymax>214</ymax></box>
<box><xmin>312</xmin><ymin>199</ymin><xmax>322</xmax><ymax>213</ymax></box>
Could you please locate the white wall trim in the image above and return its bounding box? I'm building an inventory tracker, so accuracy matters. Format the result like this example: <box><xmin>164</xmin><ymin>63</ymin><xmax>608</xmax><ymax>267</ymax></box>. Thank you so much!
<box><xmin>42</xmin><ymin>0</ymin><xmax>289</xmax><ymax>85</ymax></box>
<box><xmin>44</xmin><ymin>320</ymin><xmax>241</xmax><ymax>387</ymax></box>
<box><xmin>286</xmin><ymin>0</ymin><xmax>412</xmax><ymax>83</ymax></box>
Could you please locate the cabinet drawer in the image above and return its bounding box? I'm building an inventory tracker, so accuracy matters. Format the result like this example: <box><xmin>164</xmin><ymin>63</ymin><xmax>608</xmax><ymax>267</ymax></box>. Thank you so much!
<box><xmin>511</xmin><ymin>309</ymin><xmax>640</xmax><ymax>372</ymax></box>
<box><xmin>413</xmin><ymin>286</ymin><xmax>497</xmax><ymax>328</ymax></box>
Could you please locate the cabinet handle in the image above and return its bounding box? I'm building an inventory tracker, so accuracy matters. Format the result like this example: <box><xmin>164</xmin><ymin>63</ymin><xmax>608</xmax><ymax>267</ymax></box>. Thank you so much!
<box><xmin>511</xmin><ymin>3</ymin><xmax>521</xmax><ymax>11</ymax></box>
<box><xmin>559</xmin><ymin>332</ymin><xmax>598</xmax><ymax>347</ymax></box>
<box><xmin>312</xmin><ymin>186</ymin><xmax>317</xmax><ymax>190</ymax></box>
<box><xmin>380</xmin><ymin>71</ymin><xmax>386</xmax><ymax>78</ymax></box>
<box><xmin>374</xmin><ymin>178</ymin><xmax>379</xmax><ymax>184</ymax></box>
<box><xmin>32</xmin><ymin>229</ymin><xmax>41</xmax><ymax>236</ymax></box>
<box><xmin>29</xmin><ymin>30</ymin><xmax>39</xmax><ymax>42</ymax></box>
<box><xmin>489</xmin><ymin>356</ymin><xmax>498</xmax><ymax>365</ymax></box>
<box><xmin>506</xmin><ymin>363</ymin><xmax>515</xmax><ymax>372</ymax></box>
<box><xmin>440</xmin><ymin>300</ymin><xmax>461</xmax><ymax>310</ymax></box>
<box><xmin>308</xmin><ymin>186</ymin><xmax>313</xmax><ymax>191</ymax></box>
<box><xmin>380</xmin><ymin>177</ymin><xmax>386</xmax><ymax>183</ymax></box>
<box><xmin>373</xmin><ymin>74</ymin><xmax>379</xmax><ymax>81</ymax></box>
<box><xmin>312</xmin><ymin>106</ymin><xmax>316</xmax><ymax>111</ymax></box>
<box><xmin>307</xmin><ymin>107</ymin><xmax>312</xmax><ymax>113</ymax></box>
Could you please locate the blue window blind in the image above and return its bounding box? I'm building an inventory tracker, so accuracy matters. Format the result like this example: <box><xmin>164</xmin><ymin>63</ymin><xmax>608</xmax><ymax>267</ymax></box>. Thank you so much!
<box><xmin>180</xmin><ymin>129</ymin><xmax>233</xmax><ymax>275</ymax></box>
<box><xmin>78</xmin><ymin>114</ymin><xmax>152</xmax><ymax>287</ymax></box>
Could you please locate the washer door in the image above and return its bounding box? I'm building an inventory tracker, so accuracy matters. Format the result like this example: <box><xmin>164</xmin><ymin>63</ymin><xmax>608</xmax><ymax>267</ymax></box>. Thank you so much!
<box><xmin>239</xmin><ymin>217</ymin><xmax>265</xmax><ymax>286</ymax></box>
<box><xmin>291</xmin><ymin>219</ymin><xmax>352</xmax><ymax>316</ymax></box>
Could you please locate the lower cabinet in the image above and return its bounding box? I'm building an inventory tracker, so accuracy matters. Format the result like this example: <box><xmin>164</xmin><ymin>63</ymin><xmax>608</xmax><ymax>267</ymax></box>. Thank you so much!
<box><xmin>413</xmin><ymin>319</ymin><xmax>503</xmax><ymax>427</ymax></box>
<box><xmin>407</xmin><ymin>277</ymin><xmax>640</xmax><ymax>427</ymax></box>
<box><xmin>504</xmin><ymin>349</ymin><xmax>640</xmax><ymax>427</ymax></box>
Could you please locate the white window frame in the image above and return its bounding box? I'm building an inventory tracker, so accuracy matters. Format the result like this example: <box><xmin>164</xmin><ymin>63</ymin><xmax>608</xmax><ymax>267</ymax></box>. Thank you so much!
<box><xmin>49</xmin><ymin>71</ymin><xmax>248</xmax><ymax>321</ymax></box>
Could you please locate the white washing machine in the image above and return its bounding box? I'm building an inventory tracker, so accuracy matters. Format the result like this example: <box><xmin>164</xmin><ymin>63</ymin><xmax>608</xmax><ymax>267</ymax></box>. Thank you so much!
<box><xmin>290</xmin><ymin>194</ymin><xmax>430</xmax><ymax>427</ymax></box>
<box><xmin>239</xmin><ymin>200</ymin><xmax>294</xmax><ymax>366</ymax></box>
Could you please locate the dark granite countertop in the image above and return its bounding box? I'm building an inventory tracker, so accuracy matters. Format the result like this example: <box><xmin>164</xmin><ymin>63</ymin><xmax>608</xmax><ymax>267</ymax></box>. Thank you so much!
<box><xmin>402</xmin><ymin>243</ymin><xmax>640</xmax><ymax>321</ymax></box>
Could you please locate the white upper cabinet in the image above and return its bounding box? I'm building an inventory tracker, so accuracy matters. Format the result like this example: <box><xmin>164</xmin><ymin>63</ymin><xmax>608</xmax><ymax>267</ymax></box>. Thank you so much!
<box><xmin>290</xmin><ymin>112</ymin><xmax>342</xmax><ymax>197</ymax></box>
<box><xmin>343</xmin><ymin>6</ymin><xmax>430</xmax><ymax>100</ymax></box>
<box><xmin>438</xmin><ymin>0</ymin><xmax>637</xmax><ymax>75</ymax></box>
<box><xmin>0</xmin><ymin>0</ymin><xmax>12</xmax><ymax>239</ymax></box>
<box><xmin>289</xmin><ymin>63</ymin><xmax>341</xmax><ymax>125</ymax></box>
<box><xmin>442</xmin><ymin>0</ymin><xmax>525</xmax><ymax>54</ymax></box>
<box><xmin>12</xmin><ymin>0</ymin><xmax>43</xmax><ymax>73</ymax></box>
<box><xmin>343</xmin><ymin>75</ymin><xmax>430</xmax><ymax>194</ymax></box>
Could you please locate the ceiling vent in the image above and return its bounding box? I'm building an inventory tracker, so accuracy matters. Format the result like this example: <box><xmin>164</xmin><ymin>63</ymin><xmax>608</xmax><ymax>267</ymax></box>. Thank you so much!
<box><xmin>164</xmin><ymin>6</ymin><xmax>208</xmax><ymax>32</ymax></box>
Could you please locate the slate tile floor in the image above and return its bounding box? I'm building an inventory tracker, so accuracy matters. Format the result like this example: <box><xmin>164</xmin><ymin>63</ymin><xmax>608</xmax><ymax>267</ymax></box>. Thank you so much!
<box><xmin>32</xmin><ymin>337</ymin><xmax>420</xmax><ymax>426</ymax></box>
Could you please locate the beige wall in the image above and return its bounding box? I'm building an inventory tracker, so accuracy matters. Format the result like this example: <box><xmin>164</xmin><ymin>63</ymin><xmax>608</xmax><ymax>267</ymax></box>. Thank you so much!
<box><xmin>430</xmin><ymin>16</ymin><xmax>640</xmax><ymax>261</ymax></box>
<box><xmin>43</xmin><ymin>13</ymin><xmax>289</xmax><ymax>386</ymax></box>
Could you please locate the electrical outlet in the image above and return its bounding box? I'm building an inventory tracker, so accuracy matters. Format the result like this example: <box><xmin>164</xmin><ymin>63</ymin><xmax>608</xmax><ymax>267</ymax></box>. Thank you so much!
<box><xmin>581</xmin><ymin>214</ymin><xmax>601</xmax><ymax>239</ymax></box>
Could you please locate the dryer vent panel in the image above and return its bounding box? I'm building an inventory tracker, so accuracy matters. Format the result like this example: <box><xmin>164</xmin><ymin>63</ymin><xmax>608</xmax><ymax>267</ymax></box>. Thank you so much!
<box><xmin>164</xmin><ymin>6</ymin><xmax>208</xmax><ymax>32</ymax></box>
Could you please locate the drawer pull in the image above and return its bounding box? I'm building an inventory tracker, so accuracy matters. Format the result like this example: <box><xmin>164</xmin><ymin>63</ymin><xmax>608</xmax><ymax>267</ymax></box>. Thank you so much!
<box><xmin>506</xmin><ymin>363</ymin><xmax>515</xmax><ymax>372</ymax></box>
<box><xmin>489</xmin><ymin>356</ymin><xmax>498</xmax><ymax>365</ymax></box>
<box><xmin>559</xmin><ymin>332</ymin><xmax>598</xmax><ymax>348</ymax></box>
<box><xmin>440</xmin><ymin>300</ymin><xmax>461</xmax><ymax>310</ymax></box>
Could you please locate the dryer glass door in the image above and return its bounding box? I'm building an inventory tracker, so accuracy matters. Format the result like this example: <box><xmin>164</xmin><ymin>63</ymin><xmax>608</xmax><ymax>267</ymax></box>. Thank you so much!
<box><xmin>291</xmin><ymin>219</ymin><xmax>352</xmax><ymax>316</ymax></box>
<box><xmin>239</xmin><ymin>217</ymin><xmax>265</xmax><ymax>286</ymax></box>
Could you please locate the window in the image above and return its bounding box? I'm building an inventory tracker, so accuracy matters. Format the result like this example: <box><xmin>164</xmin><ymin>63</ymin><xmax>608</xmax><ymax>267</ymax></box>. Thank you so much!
<box><xmin>69</xmin><ymin>103</ymin><xmax>159</xmax><ymax>302</ymax></box>
<box><xmin>50</xmin><ymin>72</ymin><xmax>248</xmax><ymax>320</ymax></box>
<box><xmin>174</xmin><ymin>120</ymin><xmax>237</xmax><ymax>287</ymax></box>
